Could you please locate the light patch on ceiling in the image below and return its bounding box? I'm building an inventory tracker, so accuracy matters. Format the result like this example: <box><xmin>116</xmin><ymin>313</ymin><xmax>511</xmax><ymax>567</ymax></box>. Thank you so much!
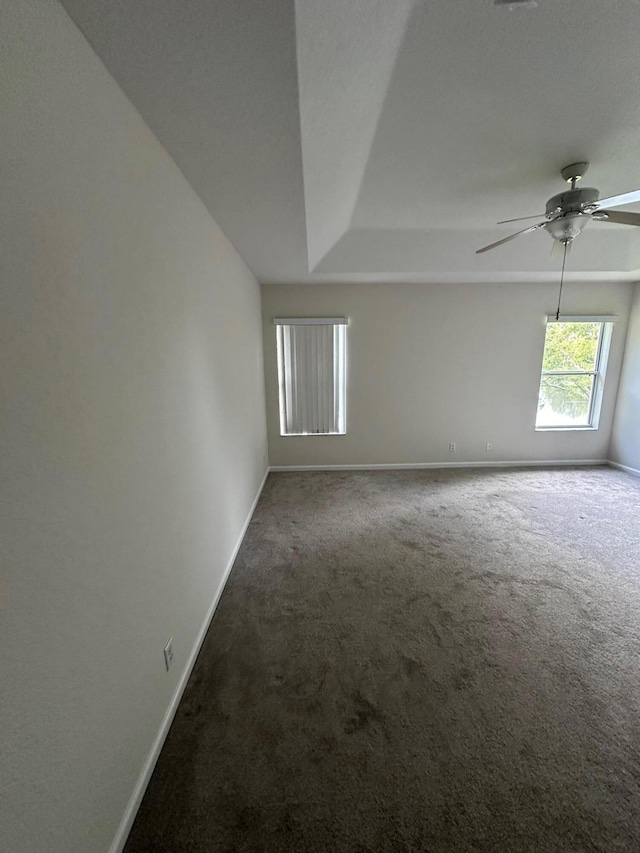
<box><xmin>295</xmin><ymin>0</ymin><xmax>414</xmax><ymax>270</ymax></box>
<box><xmin>494</xmin><ymin>0</ymin><xmax>539</xmax><ymax>8</ymax></box>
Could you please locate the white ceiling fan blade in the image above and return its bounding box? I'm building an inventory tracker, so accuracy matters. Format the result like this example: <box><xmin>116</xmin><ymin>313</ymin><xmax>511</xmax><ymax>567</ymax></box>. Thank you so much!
<box><xmin>497</xmin><ymin>214</ymin><xmax>546</xmax><ymax>224</ymax></box>
<box><xmin>593</xmin><ymin>189</ymin><xmax>640</xmax><ymax>210</ymax></box>
<box><xmin>596</xmin><ymin>210</ymin><xmax>640</xmax><ymax>227</ymax></box>
<box><xmin>476</xmin><ymin>222</ymin><xmax>546</xmax><ymax>255</ymax></box>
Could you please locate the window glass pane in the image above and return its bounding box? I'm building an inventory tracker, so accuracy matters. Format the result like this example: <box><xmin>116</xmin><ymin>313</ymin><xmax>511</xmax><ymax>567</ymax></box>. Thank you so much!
<box><xmin>542</xmin><ymin>322</ymin><xmax>601</xmax><ymax>372</ymax></box>
<box><xmin>536</xmin><ymin>374</ymin><xmax>594</xmax><ymax>427</ymax></box>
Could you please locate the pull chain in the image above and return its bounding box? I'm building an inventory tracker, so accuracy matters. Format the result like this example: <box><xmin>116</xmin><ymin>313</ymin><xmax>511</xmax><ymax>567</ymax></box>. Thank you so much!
<box><xmin>555</xmin><ymin>240</ymin><xmax>569</xmax><ymax>321</ymax></box>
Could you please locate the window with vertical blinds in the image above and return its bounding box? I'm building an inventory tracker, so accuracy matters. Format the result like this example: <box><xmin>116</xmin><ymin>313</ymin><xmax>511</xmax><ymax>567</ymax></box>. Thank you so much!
<box><xmin>274</xmin><ymin>318</ymin><xmax>347</xmax><ymax>436</ymax></box>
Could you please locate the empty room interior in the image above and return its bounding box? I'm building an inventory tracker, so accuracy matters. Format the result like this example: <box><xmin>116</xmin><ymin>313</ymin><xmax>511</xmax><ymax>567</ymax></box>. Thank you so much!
<box><xmin>3</xmin><ymin>1</ymin><xmax>640</xmax><ymax>851</ymax></box>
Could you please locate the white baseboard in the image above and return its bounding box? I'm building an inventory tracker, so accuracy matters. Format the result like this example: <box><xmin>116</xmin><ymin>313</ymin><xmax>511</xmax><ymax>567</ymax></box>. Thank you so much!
<box><xmin>608</xmin><ymin>460</ymin><xmax>640</xmax><ymax>477</ymax></box>
<box><xmin>269</xmin><ymin>459</ymin><xmax>608</xmax><ymax>472</ymax></box>
<box><xmin>108</xmin><ymin>467</ymin><xmax>269</xmax><ymax>853</ymax></box>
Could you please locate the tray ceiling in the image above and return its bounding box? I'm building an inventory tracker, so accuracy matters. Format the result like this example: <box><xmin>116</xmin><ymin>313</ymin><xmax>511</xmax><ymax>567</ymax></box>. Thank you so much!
<box><xmin>61</xmin><ymin>0</ymin><xmax>640</xmax><ymax>283</ymax></box>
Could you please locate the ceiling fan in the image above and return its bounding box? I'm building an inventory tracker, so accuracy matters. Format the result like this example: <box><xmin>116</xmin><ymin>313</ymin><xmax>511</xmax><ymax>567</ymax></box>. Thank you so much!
<box><xmin>476</xmin><ymin>162</ymin><xmax>640</xmax><ymax>255</ymax></box>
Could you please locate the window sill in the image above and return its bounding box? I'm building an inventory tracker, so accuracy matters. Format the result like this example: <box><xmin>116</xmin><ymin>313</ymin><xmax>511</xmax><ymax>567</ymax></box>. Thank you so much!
<box><xmin>280</xmin><ymin>432</ymin><xmax>346</xmax><ymax>437</ymax></box>
<box><xmin>535</xmin><ymin>426</ymin><xmax>598</xmax><ymax>432</ymax></box>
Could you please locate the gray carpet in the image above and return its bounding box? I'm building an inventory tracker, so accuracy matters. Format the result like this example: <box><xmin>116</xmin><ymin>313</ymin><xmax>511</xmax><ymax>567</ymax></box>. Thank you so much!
<box><xmin>124</xmin><ymin>466</ymin><xmax>640</xmax><ymax>852</ymax></box>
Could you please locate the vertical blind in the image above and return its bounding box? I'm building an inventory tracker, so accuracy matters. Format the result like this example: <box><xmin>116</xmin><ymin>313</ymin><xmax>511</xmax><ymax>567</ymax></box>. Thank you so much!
<box><xmin>274</xmin><ymin>318</ymin><xmax>347</xmax><ymax>436</ymax></box>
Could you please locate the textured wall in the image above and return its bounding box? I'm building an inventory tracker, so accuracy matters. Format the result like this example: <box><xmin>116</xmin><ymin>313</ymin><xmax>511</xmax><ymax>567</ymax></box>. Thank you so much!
<box><xmin>1</xmin><ymin>3</ymin><xmax>267</xmax><ymax>851</ymax></box>
<box><xmin>262</xmin><ymin>282</ymin><xmax>632</xmax><ymax>468</ymax></box>
<box><xmin>610</xmin><ymin>283</ymin><xmax>640</xmax><ymax>472</ymax></box>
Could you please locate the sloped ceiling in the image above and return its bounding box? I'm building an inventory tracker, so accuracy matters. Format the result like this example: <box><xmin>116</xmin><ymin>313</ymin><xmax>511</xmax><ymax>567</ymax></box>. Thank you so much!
<box><xmin>61</xmin><ymin>0</ymin><xmax>640</xmax><ymax>284</ymax></box>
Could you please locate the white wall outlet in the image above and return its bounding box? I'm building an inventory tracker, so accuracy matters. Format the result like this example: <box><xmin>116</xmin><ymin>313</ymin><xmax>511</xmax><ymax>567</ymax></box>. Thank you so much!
<box><xmin>486</xmin><ymin>442</ymin><xmax>493</xmax><ymax>451</ymax></box>
<box><xmin>449</xmin><ymin>442</ymin><xmax>456</xmax><ymax>452</ymax></box>
<box><xmin>163</xmin><ymin>637</ymin><xmax>174</xmax><ymax>672</ymax></box>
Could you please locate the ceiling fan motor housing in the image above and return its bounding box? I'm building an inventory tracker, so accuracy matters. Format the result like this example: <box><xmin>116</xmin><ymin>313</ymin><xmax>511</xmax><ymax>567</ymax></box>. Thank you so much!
<box><xmin>544</xmin><ymin>186</ymin><xmax>600</xmax><ymax>242</ymax></box>
<box><xmin>545</xmin><ymin>187</ymin><xmax>600</xmax><ymax>217</ymax></box>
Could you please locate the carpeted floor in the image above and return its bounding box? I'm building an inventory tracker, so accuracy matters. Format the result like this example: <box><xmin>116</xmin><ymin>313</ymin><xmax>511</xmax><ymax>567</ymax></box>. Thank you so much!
<box><xmin>124</xmin><ymin>466</ymin><xmax>640</xmax><ymax>852</ymax></box>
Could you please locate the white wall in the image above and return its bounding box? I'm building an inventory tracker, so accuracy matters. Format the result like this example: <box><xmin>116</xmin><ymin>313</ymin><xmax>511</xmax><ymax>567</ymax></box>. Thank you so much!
<box><xmin>1</xmin><ymin>3</ymin><xmax>267</xmax><ymax>852</ymax></box>
<box><xmin>610</xmin><ymin>283</ymin><xmax>640</xmax><ymax>473</ymax></box>
<box><xmin>262</xmin><ymin>281</ymin><xmax>633</xmax><ymax>468</ymax></box>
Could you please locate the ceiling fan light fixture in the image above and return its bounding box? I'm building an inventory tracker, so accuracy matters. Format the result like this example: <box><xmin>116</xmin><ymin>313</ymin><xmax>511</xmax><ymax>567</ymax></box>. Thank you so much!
<box><xmin>545</xmin><ymin>212</ymin><xmax>591</xmax><ymax>243</ymax></box>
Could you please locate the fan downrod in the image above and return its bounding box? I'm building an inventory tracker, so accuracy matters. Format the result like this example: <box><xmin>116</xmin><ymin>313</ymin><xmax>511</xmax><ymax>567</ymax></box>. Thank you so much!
<box><xmin>561</xmin><ymin>161</ymin><xmax>589</xmax><ymax>189</ymax></box>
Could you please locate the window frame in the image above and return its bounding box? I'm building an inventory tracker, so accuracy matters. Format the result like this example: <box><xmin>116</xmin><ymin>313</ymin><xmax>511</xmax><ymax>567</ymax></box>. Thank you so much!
<box><xmin>535</xmin><ymin>315</ymin><xmax>617</xmax><ymax>432</ymax></box>
<box><xmin>273</xmin><ymin>317</ymin><xmax>348</xmax><ymax>437</ymax></box>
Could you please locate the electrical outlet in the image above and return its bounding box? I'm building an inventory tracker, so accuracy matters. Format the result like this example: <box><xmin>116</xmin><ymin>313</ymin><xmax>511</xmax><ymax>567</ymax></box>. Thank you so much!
<box><xmin>449</xmin><ymin>442</ymin><xmax>456</xmax><ymax>452</ymax></box>
<box><xmin>163</xmin><ymin>637</ymin><xmax>174</xmax><ymax>672</ymax></box>
<box><xmin>486</xmin><ymin>442</ymin><xmax>493</xmax><ymax>451</ymax></box>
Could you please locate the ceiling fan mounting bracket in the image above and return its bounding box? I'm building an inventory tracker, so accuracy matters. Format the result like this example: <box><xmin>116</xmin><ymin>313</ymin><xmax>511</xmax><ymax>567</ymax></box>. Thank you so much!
<box><xmin>561</xmin><ymin>161</ymin><xmax>589</xmax><ymax>187</ymax></box>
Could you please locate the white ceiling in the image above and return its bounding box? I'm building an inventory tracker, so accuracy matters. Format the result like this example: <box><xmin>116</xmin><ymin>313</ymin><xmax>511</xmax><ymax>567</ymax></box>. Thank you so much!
<box><xmin>61</xmin><ymin>0</ymin><xmax>640</xmax><ymax>284</ymax></box>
